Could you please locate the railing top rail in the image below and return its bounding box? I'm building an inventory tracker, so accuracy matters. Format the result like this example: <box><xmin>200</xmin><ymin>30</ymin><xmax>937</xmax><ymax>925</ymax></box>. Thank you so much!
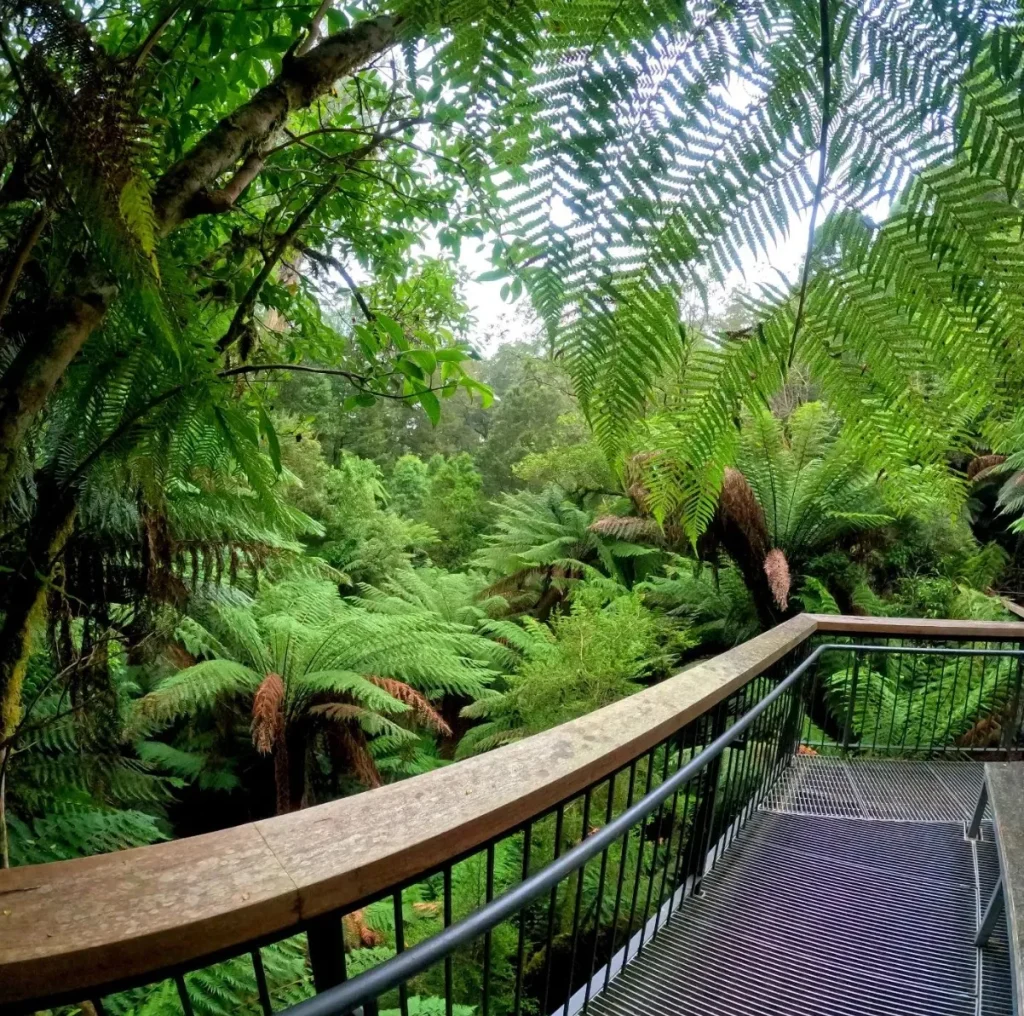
<box><xmin>1</xmin><ymin>612</ymin><xmax>1021</xmax><ymax>1004</ymax></box>
<box><xmin>807</xmin><ymin>614</ymin><xmax>1024</xmax><ymax>639</ymax></box>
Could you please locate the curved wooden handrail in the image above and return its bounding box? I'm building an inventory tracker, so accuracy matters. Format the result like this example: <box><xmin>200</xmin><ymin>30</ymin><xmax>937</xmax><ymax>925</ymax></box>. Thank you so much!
<box><xmin>808</xmin><ymin>613</ymin><xmax>1024</xmax><ymax>638</ymax></box>
<box><xmin>2</xmin><ymin>612</ymin><xmax>1022</xmax><ymax>1005</ymax></box>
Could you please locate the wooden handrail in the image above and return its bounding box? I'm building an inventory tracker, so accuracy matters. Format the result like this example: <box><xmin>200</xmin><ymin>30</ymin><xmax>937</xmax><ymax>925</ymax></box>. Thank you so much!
<box><xmin>807</xmin><ymin>613</ymin><xmax>1024</xmax><ymax>638</ymax></box>
<box><xmin>2</xmin><ymin>612</ymin><xmax>1022</xmax><ymax>1005</ymax></box>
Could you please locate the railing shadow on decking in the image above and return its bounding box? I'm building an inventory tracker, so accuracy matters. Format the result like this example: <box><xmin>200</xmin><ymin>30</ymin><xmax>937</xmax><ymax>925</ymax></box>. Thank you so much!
<box><xmin>2</xmin><ymin>613</ymin><xmax>1023</xmax><ymax>1016</ymax></box>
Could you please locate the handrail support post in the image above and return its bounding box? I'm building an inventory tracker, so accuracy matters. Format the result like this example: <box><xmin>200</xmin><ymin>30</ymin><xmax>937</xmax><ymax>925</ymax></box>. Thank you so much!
<box><xmin>977</xmin><ymin>876</ymin><xmax>1005</xmax><ymax>947</ymax></box>
<box><xmin>308</xmin><ymin>914</ymin><xmax>347</xmax><ymax>994</ymax></box>
<box><xmin>968</xmin><ymin>784</ymin><xmax>989</xmax><ymax>840</ymax></box>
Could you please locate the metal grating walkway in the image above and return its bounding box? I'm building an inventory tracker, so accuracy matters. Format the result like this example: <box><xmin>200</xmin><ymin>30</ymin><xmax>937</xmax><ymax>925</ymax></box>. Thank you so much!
<box><xmin>763</xmin><ymin>755</ymin><xmax>986</xmax><ymax>822</ymax></box>
<box><xmin>589</xmin><ymin>759</ymin><xmax>1013</xmax><ymax>1016</ymax></box>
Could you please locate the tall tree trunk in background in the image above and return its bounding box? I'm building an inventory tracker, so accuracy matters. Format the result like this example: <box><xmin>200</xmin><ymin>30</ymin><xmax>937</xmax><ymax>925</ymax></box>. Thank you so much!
<box><xmin>0</xmin><ymin>480</ymin><xmax>77</xmax><ymax>743</ymax></box>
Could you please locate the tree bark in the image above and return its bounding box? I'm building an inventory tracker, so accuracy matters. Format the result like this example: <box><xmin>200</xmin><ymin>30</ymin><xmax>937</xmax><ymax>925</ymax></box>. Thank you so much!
<box><xmin>272</xmin><ymin>734</ymin><xmax>292</xmax><ymax>816</ymax></box>
<box><xmin>0</xmin><ymin>280</ymin><xmax>113</xmax><ymax>505</ymax></box>
<box><xmin>153</xmin><ymin>15</ymin><xmax>398</xmax><ymax>231</ymax></box>
<box><xmin>0</xmin><ymin>481</ymin><xmax>77</xmax><ymax>742</ymax></box>
<box><xmin>0</xmin><ymin>202</ymin><xmax>49</xmax><ymax>326</ymax></box>
<box><xmin>0</xmin><ymin>746</ymin><xmax>9</xmax><ymax>868</ymax></box>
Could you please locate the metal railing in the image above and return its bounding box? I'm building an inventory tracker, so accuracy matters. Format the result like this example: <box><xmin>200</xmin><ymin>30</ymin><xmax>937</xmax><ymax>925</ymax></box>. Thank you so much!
<box><xmin>279</xmin><ymin>641</ymin><xmax>1024</xmax><ymax>1016</ymax></box>
<box><xmin>7</xmin><ymin>618</ymin><xmax>1024</xmax><ymax>1016</ymax></box>
<box><xmin>803</xmin><ymin>638</ymin><xmax>1024</xmax><ymax>757</ymax></box>
<box><xmin>281</xmin><ymin>642</ymin><xmax>819</xmax><ymax>1016</ymax></box>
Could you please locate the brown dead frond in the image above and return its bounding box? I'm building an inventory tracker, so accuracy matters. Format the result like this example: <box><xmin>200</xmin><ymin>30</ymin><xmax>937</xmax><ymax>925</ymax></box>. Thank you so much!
<box><xmin>251</xmin><ymin>672</ymin><xmax>285</xmax><ymax>753</ymax></box>
<box><xmin>957</xmin><ymin>716</ymin><xmax>1002</xmax><ymax>748</ymax></box>
<box><xmin>719</xmin><ymin>467</ymin><xmax>769</xmax><ymax>557</ymax></box>
<box><xmin>967</xmin><ymin>454</ymin><xmax>1006</xmax><ymax>481</ymax></box>
<box><xmin>590</xmin><ymin>515</ymin><xmax>663</xmax><ymax>542</ymax></box>
<box><xmin>763</xmin><ymin>548</ymin><xmax>790</xmax><ymax>610</ymax></box>
<box><xmin>343</xmin><ymin>909</ymin><xmax>384</xmax><ymax>948</ymax></box>
<box><xmin>339</xmin><ymin>727</ymin><xmax>382</xmax><ymax>788</ymax></box>
<box><xmin>370</xmin><ymin>676</ymin><xmax>452</xmax><ymax>736</ymax></box>
<box><xmin>310</xmin><ymin>702</ymin><xmax>367</xmax><ymax>724</ymax></box>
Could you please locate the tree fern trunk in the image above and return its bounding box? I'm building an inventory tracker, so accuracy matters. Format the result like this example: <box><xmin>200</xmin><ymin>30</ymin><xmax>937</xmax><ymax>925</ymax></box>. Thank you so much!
<box><xmin>0</xmin><ymin>746</ymin><xmax>9</xmax><ymax>868</ymax></box>
<box><xmin>0</xmin><ymin>481</ymin><xmax>77</xmax><ymax>742</ymax></box>
<box><xmin>273</xmin><ymin>736</ymin><xmax>292</xmax><ymax>815</ymax></box>
<box><xmin>0</xmin><ymin>281</ymin><xmax>113</xmax><ymax>506</ymax></box>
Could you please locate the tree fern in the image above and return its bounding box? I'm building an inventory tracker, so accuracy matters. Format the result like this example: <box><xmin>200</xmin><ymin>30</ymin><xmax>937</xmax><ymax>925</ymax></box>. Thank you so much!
<box><xmin>137</xmin><ymin>579</ymin><xmax>498</xmax><ymax>808</ymax></box>
<box><xmin>472</xmin><ymin>1</ymin><xmax>1024</xmax><ymax>540</ymax></box>
<box><xmin>472</xmin><ymin>486</ymin><xmax>660</xmax><ymax>615</ymax></box>
<box><xmin>5</xmin><ymin>655</ymin><xmax>175</xmax><ymax>865</ymax></box>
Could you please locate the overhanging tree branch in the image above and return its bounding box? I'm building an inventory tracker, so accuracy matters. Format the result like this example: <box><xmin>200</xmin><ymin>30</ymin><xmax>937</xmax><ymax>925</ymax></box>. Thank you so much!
<box><xmin>130</xmin><ymin>0</ymin><xmax>187</xmax><ymax>69</ymax></box>
<box><xmin>153</xmin><ymin>13</ymin><xmax>401</xmax><ymax>231</ymax></box>
<box><xmin>217</xmin><ymin>178</ymin><xmax>337</xmax><ymax>353</ymax></box>
<box><xmin>295</xmin><ymin>0</ymin><xmax>333</xmax><ymax>58</ymax></box>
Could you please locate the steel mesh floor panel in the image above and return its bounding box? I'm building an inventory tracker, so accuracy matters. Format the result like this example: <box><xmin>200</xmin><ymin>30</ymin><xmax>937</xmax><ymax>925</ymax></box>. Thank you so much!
<box><xmin>763</xmin><ymin>756</ymin><xmax>986</xmax><ymax>822</ymax></box>
<box><xmin>587</xmin><ymin>811</ymin><xmax>1007</xmax><ymax>1016</ymax></box>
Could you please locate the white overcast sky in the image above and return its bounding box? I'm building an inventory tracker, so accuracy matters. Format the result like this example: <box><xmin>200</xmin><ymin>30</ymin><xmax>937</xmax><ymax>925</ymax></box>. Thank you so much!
<box><xmin>453</xmin><ymin>205</ymin><xmax>814</xmax><ymax>353</ymax></box>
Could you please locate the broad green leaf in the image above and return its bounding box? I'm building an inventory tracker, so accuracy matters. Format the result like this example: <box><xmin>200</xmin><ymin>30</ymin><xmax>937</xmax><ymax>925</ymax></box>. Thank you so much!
<box><xmin>419</xmin><ymin>388</ymin><xmax>441</xmax><ymax>425</ymax></box>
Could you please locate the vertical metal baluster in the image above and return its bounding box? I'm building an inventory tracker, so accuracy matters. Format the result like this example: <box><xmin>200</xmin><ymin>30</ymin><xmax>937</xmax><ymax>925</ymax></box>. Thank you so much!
<box><xmin>897</xmin><ymin>647</ymin><xmax>921</xmax><ymax>755</ymax></box>
<box><xmin>881</xmin><ymin>640</ymin><xmax>905</xmax><ymax>750</ymax></box>
<box><xmin>753</xmin><ymin>666</ymin><xmax>776</xmax><ymax>795</ymax></box>
<box><xmin>671</xmin><ymin>724</ymin><xmax>699</xmax><ymax>894</ymax></box>
<box><xmin>977</xmin><ymin>643</ymin><xmax>992</xmax><ymax>757</ymax></box>
<box><xmin>807</xmin><ymin>648</ymin><xmax>826</xmax><ymax>750</ymax></box>
<box><xmin>307</xmin><ymin>914</ymin><xmax>346</xmax><ymax>994</ymax></box>
<box><xmin>621</xmin><ymin>749</ymin><xmax>656</xmax><ymax>963</ymax></box>
<box><xmin>540</xmin><ymin>804</ymin><xmax>566</xmax><ymax>1014</ymax></box>
<box><xmin>583</xmin><ymin>773</ymin><xmax>617</xmax><ymax>1014</ymax></box>
<box><xmin>945</xmin><ymin>650</ymin><xmax>965</xmax><ymax>753</ymax></box>
<box><xmin>563</xmin><ymin>790</ymin><xmax>593</xmax><ymax>1015</ymax></box>
<box><xmin>834</xmin><ymin>647</ymin><xmax>854</xmax><ymax>753</ymax></box>
<box><xmin>962</xmin><ymin>651</ymin><xmax>981</xmax><ymax>755</ymax></box>
<box><xmin>251</xmin><ymin>949</ymin><xmax>274</xmax><ymax>1016</ymax></box>
<box><xmin>772</xmin><ymin>678</ymin><xmax>793</xmax><ymax>786</ymax></box>
<box><xmin>926</xmin><ymin>652</ymin><xmax>948</xmax><ymax>755</ymax></box>
<box><xmin>760</xmin><ymin>672</ymin><xmax>783</xmax><ymax>787</ymax></box>
<box><xmin>443</xmin><ymin>865</ymin><xmax>454</xmax><ymax>1016</ymax></box>
<box><xmin>483</xmin><ymin>845</ymin><xmax>495</xmax><ymax>1016</ymax></box>
<box><xmin>738</xmin><ymin>677</ymin><xmax>768</xmax><ymax>819</ymax></box>
<box><xmin>781</xmin><ymin>653</ymin><xmax>807</xmax><ymax>765</ymax></box>
<box><xmin>393</xmin><ymin>890</ymin><xmax>409</xmax><ymax>1016</ymax></box>
<box><xmin>680</xmin><ymin>715</ymin><xmax>716</xmax><ymax>888</ymax></box>
<box><xmin>729</xmin><ymin>677</ymin><xmax>762</xmax><ymax>844</ymax></box>
<box><xmin>717</xmin><ymin>687</ymin><xmax>746</xmax><ymax>855</ymax></box>
<box><xmin>841</xmin><ymin>651</ymin><xmax>861</xmax><ymax>754</ymax></box>
<box><xmin>711</xmin><ymin>695</ymin><xmax>745</xmax><ymax>870</ymax></box>
<box><xmin>513</xmin><ymin>825</ymin><xmax>533</xmax><ymax>1016</ymax></box>
<box><xmin>749</xmin><ymin>676</ymin><xmax>776</xmax><ymax>803</ymax></box>
<box><xmin>636</xmin><ymin>742</ymin><xmax>673</xmax><ymax>953</ymax></box>
<box><xmin>603</xmin><ymin>761</ymin><xmax>638</xmax><ymax>991</ymax></box>
<box><xmin>652</xmin><ymin>729</ymin><xmax>688</xmax><ymax>937</ymax></box>
<box><xmin>175</xmin><ymin>975</ymin><xmax>195</xmax><ymax>1016</ymax></box>
<box><xmin>1001</xmin><ymin>650</ymin><xmax>1024</xmax><ymax>755</ymax></box>
<box><xmin>698</xmin><ymin>702</ymin><xmax>730</xmax><ymax>885</ymax></box>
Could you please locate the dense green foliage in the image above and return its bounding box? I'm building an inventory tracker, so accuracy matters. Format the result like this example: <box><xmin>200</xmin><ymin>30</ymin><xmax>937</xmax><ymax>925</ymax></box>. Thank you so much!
<box><xmin>4</xmin><ymin>0</ymin><xmax>1024</xmax><ymax>1011</ymax></box>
